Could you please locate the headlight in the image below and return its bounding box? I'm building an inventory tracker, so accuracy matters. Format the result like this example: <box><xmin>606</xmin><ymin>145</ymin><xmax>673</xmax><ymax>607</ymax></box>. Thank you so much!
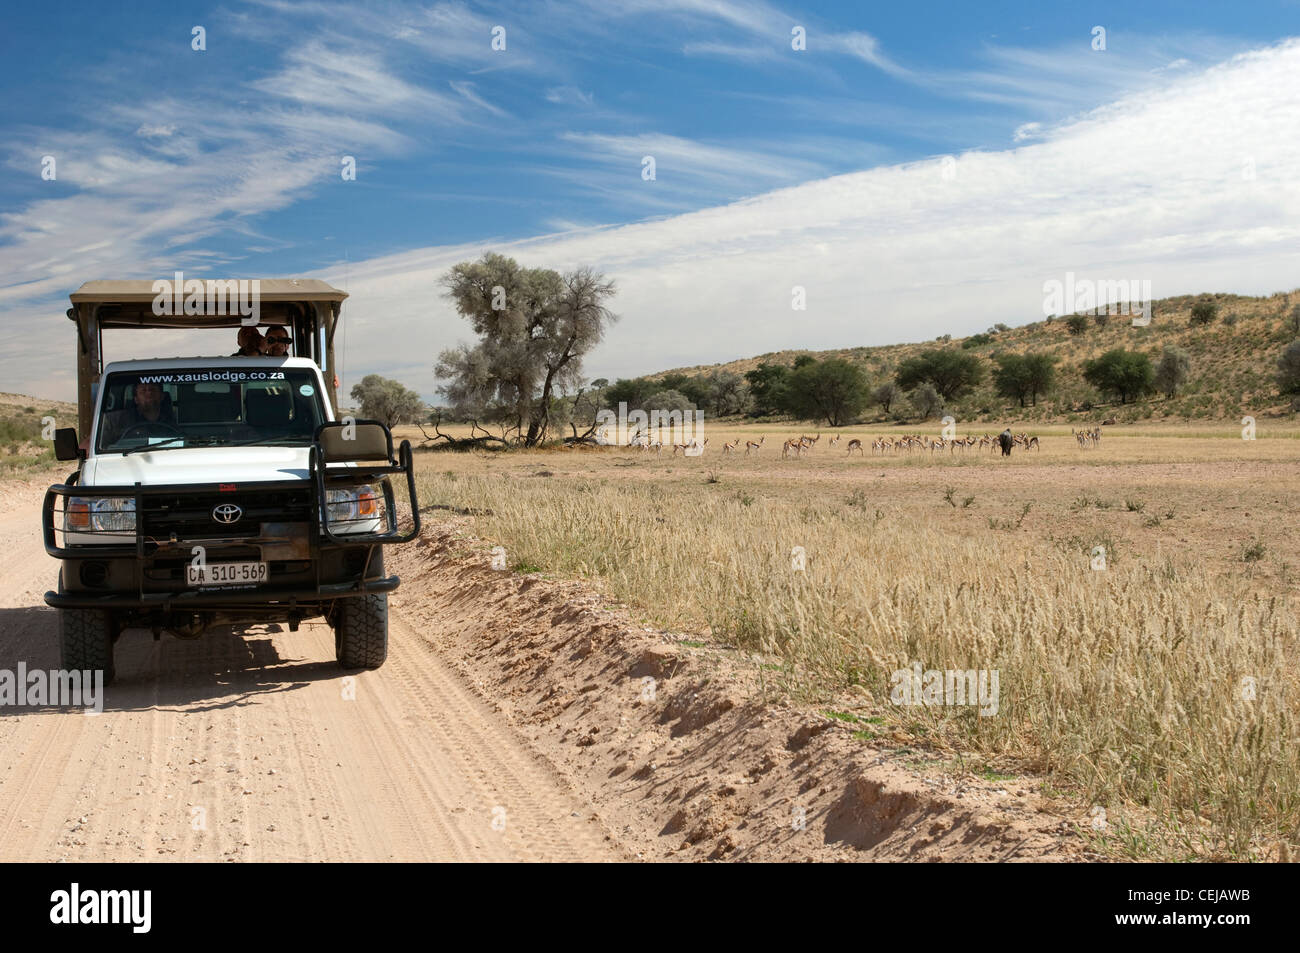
<box><xmin>326</xmin><ymin>487</ymin><xmax>360</xmax><ymax>523</ymax></box>
<box><xmin>90</xmin><ymin>497</ymin><xmax>136</xmax><ymax>533</ymax></box>
<box><xmin>326</xmin><ymin>485</ymin><xmax>377</xmax><ymax>526</ymax></box>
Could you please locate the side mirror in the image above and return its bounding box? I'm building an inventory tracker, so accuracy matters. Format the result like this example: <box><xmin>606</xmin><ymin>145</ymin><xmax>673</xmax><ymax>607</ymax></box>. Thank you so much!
<box><xmin>54</xmin><ymin>428</ymin><xmax>83</xmax><ymax>461</ymax></box>
<box><xmin>315</xmin><ymin>419</ymin><xmax>393</xmax><ymax>463</ymax></box>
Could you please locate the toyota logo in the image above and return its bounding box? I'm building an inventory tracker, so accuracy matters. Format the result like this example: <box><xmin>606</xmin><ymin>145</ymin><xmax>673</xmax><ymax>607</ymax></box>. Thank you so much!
<box><xmin>212</xmin><ymin>503</ymin><xmax>243</xmax><ymax>524</ymax></box>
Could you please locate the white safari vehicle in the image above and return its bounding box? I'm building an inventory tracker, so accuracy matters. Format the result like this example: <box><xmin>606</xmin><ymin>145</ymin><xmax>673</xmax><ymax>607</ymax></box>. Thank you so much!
<box><xmin>42</xmin><ymin>280</ymin><xmax>419</xmax><ymax>683</ymax></box>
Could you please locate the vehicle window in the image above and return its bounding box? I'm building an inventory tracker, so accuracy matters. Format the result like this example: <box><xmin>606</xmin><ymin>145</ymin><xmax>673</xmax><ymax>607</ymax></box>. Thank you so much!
<box><xmin>95</xmin><ymin>368</ymin><xmax>326</xmax><ymax>453</ymax></box>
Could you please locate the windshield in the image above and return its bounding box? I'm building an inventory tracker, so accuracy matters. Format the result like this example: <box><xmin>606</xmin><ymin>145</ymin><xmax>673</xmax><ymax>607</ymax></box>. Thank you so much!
<box><xmin>95</xmin><ymin>368</ymin><xmax>327</xmax><ymax>454</ymax></box>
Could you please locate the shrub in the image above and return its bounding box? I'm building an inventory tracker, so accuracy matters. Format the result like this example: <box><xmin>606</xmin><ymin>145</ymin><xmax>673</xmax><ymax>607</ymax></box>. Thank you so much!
<box><xmin>872</xmin><ymin>381</ymin><xmax>901</xmax><ymax>415</ymax></box>
<box><xmin>1154</xmin><ymin>346</ymin><xmax>1191</xmax><ymax>398</ymax></box>
<box><xmin>907</xmin><ymin>383</ymin><xmax>942</xmax><ymax>420</ymax></box>
<box><xmin>1190</xmin><ymin>301</ymin><xmax>1218</xmax><ymax>326</ymax></box>
<box><xmin>1082</xmin><ymin>349</ymin><xmax>1155</xmax><ymax>404</ymax></box>
<box><xmin>1277</xmin><ymin>341</ymin><xmax>1300</xmax><ymax>396</ymax></box>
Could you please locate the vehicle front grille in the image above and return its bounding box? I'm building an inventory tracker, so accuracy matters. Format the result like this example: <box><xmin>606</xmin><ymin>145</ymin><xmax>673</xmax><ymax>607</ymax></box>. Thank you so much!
<box><xmin>140</xmin><ymin>487</ymin><xmax>313</xmax><ymax>541</ymax></box>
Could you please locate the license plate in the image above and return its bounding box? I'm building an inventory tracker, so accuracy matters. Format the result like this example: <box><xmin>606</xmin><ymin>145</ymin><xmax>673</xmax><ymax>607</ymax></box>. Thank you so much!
<box><xmin>186</xmin><ymin>561</ymin><xmax>267</xmax><ymax>586</ymax></box>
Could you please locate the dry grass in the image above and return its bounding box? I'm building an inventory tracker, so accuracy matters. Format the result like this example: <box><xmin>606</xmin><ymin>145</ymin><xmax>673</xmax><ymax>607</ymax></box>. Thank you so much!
<box><xmin>409</xmin><ymin>425</ymin><xmax>1300</xmax><ymax>860</ymax></box>
<box><xmin>0</xmin><ymin>396</ymin><xmax>72</xmax><ymax>475</ymax></box>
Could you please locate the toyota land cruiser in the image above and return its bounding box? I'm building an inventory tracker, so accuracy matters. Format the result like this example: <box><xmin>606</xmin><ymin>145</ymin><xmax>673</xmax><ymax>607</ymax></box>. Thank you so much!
<box><xmin>42</xmin><ymin>280</ymin><xmax>419</xmax><ymax>683</ymax></box>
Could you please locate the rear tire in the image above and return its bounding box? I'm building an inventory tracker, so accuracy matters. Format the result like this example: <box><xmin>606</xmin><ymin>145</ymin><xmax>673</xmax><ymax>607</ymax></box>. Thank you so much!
<box><xmin>334</xmin><ymin>593</ymin><xmax>388</xmax><ymax>669</ymax></box>
<box><xmin>60</xmin><ymin>608</ymin><xmax>116</xmax><ymax>685</ymax></box>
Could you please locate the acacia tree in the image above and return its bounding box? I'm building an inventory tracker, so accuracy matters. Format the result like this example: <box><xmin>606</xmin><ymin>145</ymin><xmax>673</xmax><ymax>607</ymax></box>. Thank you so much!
<box><xmin>563</xmin><ymin>377</ymin><xmax>610</xmax><ymax>441</ymax></box>
<box><xmin>705</xmin><ymin>371</ymin><xmax>751</xmax><ymax>417</ymax></box>
<box><xmin>436</xmin><ymin>253</ymin><xmax>617</xmax><ymax>446</ymax></box>
<box><xmin>1082</xmin><ymin>349</ymin><xmax>1155</xmax><ymax>404</ymax></box>
<box><xmin>908</xmin><ymin>382</ymin><xmax>942</xmax><ymax>420</ymax></box>
<box><xmin>873</xmin><ymin>381</ymin><xmax>901</xmax><ymax>414</ymax></box>
<box><xmin>743</xmin><ymin>363</ymin><xmax>789</xmax><ymax>416</ymax></box>
<box><xmin>349</xmin><ymin>374</ymin><xmax>426</xmax><ymax>428</ymax></box>
<box><xmin>993</xmin><ymin>352</ymin><xmax>1057</xmax><ymax>407</ymax></box>
<box><xmin>894</xmin><ymin>349</ymin><xmax>984</xmax><ymax>401</ymax></box>
<box><xmin>1154</xmin><ymin>346</ymin><xmax>1191</xmax><ymax>398</ymax></box>
<box><xmin>782</xmin><ymin>358</ymin><xmax>868</xmax><ymax>426</ymax></box>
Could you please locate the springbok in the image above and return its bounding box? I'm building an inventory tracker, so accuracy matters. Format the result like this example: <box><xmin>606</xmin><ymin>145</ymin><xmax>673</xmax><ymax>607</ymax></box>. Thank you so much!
<box><xmin>721</xmin><ymin>438</ymin><xmax>741</xmax><ymax>454</ymax></box>
<box><xmin>782</xmin><ymin>438</ymin><xmax>802</xmax><ymax>458</ymax></box>
<box><xmin>745</xmin><ymin>435</ymin><xmax>765</xmax><ymax>456</ymax></box>
<box><xmin>846</xmin><ymin>438</ymin><xmax>864</xmax><ymax>456</ymax></box>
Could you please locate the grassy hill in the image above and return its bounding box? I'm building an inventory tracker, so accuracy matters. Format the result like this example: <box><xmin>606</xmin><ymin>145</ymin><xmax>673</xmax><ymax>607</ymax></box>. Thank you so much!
<box><xmin>0</xmin><ymin>392</ymin><xmax>77</xmax><ymax>474</ymax></box>
<box><xmin>648</xmin><ymin>290</ymin><xmax>1300</xmax><ymax>425</ymax></box>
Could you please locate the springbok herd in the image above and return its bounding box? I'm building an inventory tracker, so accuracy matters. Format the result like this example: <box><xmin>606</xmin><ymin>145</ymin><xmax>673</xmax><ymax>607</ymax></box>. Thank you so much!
<box><xmin>777</xmin><ymin>432</ymin><xmax>1042</xmax><ymax>457</ymax></box>
<box><xmin>1073</xmin><ymin>426</ymin><xmax>1102</xmax><ymax>448</ymax></box>
<box><xmin>613</xmin><ymin>429</ymin><xmax>1122</xmax><ymax>457</ymax></box>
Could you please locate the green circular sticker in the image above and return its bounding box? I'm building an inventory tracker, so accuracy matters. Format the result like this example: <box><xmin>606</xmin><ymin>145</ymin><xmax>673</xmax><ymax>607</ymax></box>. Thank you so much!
<box><xmin>299</xmin><ymin>384</ymin><xmax>315</xmax><ymax>397</ymax></box>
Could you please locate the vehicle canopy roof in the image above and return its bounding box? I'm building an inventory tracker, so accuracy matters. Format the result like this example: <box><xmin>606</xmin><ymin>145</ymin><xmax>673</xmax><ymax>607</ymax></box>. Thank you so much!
<box><xmin>70</xmin><ymin>279</ymin><xmax>346</xmax><ymax>329</ymax></box>
<box><xmin>67</xmin><ymin>279</ymin><xmax>347</xmax><ymax>433</ymax></box>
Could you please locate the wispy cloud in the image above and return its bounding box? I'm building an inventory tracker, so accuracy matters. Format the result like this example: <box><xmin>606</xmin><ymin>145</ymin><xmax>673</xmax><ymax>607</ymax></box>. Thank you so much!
<box><xmin>553</xmin><ymin>131</ymin><xmax>827</xmax><ymax>203</ymax></box>
<box><xmin>827</xmin><ymin>31</ymin><xmax>913</xmax><ymax>78</ymax></box>
<box><xmin>250</xmin><ymin>41</ymin><xmax>465</xmax><ymax>119</ymax></box>
<box><xmin>0</xmin><ymin>10</ymin><xmax>484</xmax><ymax>324</ymax></box>
<box><xmin>545</xmin><ymin>85</ymin><xmax>595</xmax><ymax>107</ymax></box>
<box><xmin>943</xmin><ymin>32</ymin><xmax>1243</xmax><ymax>118</ymax></box>
<box><xmin>449</xmin><ymin>80</ymin><xmax>509</xmax><ymax>117</ymax></box>
<box><xmin>681</xmin><ymin>40</ymin><xmax>778</xmax><ymax>62</ymax></box>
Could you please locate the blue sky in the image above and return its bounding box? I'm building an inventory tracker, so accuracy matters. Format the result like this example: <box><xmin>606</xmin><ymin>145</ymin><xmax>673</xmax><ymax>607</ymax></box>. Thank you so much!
<box><xmin>2</xmin><ymin>1</ymin><xmax>1300</xmax><ymax>401</ymax></box>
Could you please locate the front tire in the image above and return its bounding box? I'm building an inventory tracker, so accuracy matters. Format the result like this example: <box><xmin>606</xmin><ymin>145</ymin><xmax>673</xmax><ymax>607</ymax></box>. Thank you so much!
<box><xmin>334</xmin><ymin>594</ymin><xmax>388</xmax><ymax>669</ymax></box>
<box><xmin>60</xmin><ymin>608</ymin><xmax>116</xmax><ymax>685</ymax></box>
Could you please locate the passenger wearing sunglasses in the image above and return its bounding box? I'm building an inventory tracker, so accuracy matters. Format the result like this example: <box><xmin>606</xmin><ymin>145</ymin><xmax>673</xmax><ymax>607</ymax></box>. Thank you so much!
<box><xmin>265</xmin><ymin>328</ymin><xmax>292</xmax><ymax>356</ymax></box>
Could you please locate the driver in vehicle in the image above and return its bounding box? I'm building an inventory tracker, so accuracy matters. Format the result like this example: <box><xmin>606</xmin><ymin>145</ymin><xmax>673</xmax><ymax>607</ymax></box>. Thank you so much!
<box><xmin>98</xmin><ymin>380</ymin><xmax>176</xmax><ymax>446</ymax></box>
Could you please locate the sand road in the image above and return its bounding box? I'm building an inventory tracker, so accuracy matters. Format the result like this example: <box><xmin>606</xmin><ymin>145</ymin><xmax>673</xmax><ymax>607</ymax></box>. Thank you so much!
<box><xmin>0</xmin><ymin>486</ymin><xmax>623</xmax><ymax>862</ymax></box>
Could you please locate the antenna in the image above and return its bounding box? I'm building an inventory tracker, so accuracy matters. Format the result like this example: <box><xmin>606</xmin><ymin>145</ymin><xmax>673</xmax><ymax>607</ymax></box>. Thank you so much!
<box><xmin>341</xmin><ymin>251</ymin><xmax>349</xmax><ymax>399</ymax></box>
